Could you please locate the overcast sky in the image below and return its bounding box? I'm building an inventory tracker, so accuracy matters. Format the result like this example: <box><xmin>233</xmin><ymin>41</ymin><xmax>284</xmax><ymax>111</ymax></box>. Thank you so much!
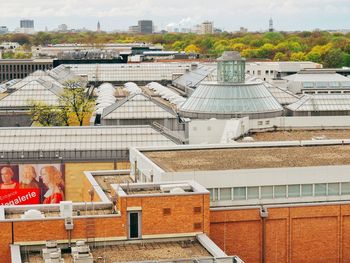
<box><xmin>0</xmin><ymin>0</ymin><xmax>349</xmax><ymax>32</ymax></box>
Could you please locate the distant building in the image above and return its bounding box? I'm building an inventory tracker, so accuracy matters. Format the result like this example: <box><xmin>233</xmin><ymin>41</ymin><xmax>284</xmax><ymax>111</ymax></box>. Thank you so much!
<box><xmin>128</xmin><ymin>25</ymin><xmax>139</xmax><ymax>34</ymax></box>
<box><xmin>128</xmin><ymin>20</ymin><xmax>154</xmax><ymax>34</ymax></box>
<box><xmin>0</xmin><ymin>59</ymin><xmax>53</xmax><ymax>83</ymax></box>
<box><xmin>0</xmin><ymin>26</ymin><xmax>9</xmax><ymax>35</ymax></box>
<box><xmin>269</xmin><ymin>17</ymin><xmax>274</xmax><ymax>32</ymax></box>
<box><xmin>16</xmin><ymin>19</ymin><xmax>35</xmax><ymax>34</ymax></box>
<box><xmin>200</xmin><ymin>21</ymin><xmax>214</xmax><ymax>34</ymax></box>
<box><xmin>57</xmin><ymin>24</ymin><xmax>68</xmax><ymax>32</ymax></box>
<box><xmin>138</xmin><ymin>20</ymin><xmax>153</xmax><ymax>34</ymax></box>
<box><xmin>0</xmin><ymin>42</ymin><xmax>19</xmax><ymax>50</ymax></box>
<box><xmin>239</xmin><ymin>27</ymin><xmax>248</xmax><ymax>33</ymax></box>
<box><xmin>97</xmin><ymin>21</ymin><xmax>101</xmax><ymax>32</ymax></box>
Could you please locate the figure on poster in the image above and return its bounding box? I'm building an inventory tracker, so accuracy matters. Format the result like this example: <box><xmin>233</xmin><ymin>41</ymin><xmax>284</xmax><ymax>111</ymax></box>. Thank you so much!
<box><xmin>40</xmin><ymin>166</ymin><xmax>64</xmax><ymax>204</ymax></box>
<box><xmin>0</xmin><ymin>167</ymin><xmax>19</xmax><ymax>189</ymax></box>
<box><xmin>19</xmin><ymin>165</ymin><xmax>40</xmax><ymax>189</ymax></box>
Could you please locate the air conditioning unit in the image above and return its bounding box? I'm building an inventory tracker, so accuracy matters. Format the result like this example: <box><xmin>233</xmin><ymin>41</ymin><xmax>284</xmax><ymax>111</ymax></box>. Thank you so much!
<box><xmin>60</xmin><ymin>201</ymin><xmax>73</xmax><ymax>218</ymax></box>
<box><xmin>44</xmin><ymin>252</ymin><xmax>64</xmax><ymax>263</ymax></box>
<box><xmin>42</xmin><ymin>241</ymin><xmax>61</xmax><ymax>260</ymax></box>
<box><xmin>21</xmin><ymin>209</ymin><xmax>44</xmax><ymax>219</ymax></box>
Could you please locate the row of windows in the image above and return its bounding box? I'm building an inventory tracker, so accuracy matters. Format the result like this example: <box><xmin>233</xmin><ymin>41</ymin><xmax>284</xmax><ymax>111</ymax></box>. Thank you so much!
<box><xmin>0</xmin><ymin>64</ymin><xmax>51</xmax><ymax>72</ymax></box>
<box><xmin>208</xmin><ymin>182</ymin><xmax>350</xmax><ymax>201</ymax></box>
<box><xmin>246</xmin><ymin>70</ymin><xmax>274</xmax><ymax>76</ymax></box>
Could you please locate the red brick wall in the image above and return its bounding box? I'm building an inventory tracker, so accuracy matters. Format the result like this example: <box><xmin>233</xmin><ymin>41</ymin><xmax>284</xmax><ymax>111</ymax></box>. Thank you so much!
<box><xmin>13</xmin><ymin>217</ymin><xmax>126</xmax><ymax>243</ymax></box>
<box><xmin>210</xmin><ymin>204</ymin><xmax>350</xmax><ymax>263</ymax></box>
<box><xmin>0</xmin><ymin>222</ymin><xmax>12</xmax><ymax>263</ymax></box>
<box><xmin>122</xmin><ymin>194</ymin><xmax>210</xmax><ymax>236</ymax></box>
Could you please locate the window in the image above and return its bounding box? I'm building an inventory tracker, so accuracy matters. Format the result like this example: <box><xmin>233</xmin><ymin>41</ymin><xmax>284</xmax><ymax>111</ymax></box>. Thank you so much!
<box><xmin>315</xmin><ymin>183</ymin><xmax>327</xmax><ymax>196</ymax></box>
<box><xmin>328</xmin><ymin>183</ymin><xmax>340</xmax><ymax>196</ymax></box>
<box><xmin>274</xmin><ymin>185</ymin><xmax>286</xmax><ymax>198</ymax></box>
<box><xmin>233</xmin><ymin>187</ymin><xmax>246</xmax><ymax>200</ymax></box>
<box><xmin>247</xmin><ymin>187</ymin><xmax>259</xmax><ymax>199</ymax></box>
<box><xmin>301</xmin><ymin>184</ymin><xmax>313</xmax><ymax>197</ymax></box>
<box><xmin>257</xmin><ymin>70</ymin><xmax>261</xmax><ymax>75</ymax></box>
<box><xmin>220</xmin><ymin>188</ymin><xmax>232</xmax><ymax>200</ymax></box>
<box><xmin>288</xmin><ymin>185</ymin><xmax>300</xmax><ymax>197</ymax></box>
<box><xmin>261</xmin><ymin>186</ymin><xmax>273</xmax><ymax>199</ymax></box>
<box><xmin>341</xmin><ymin>183</ymin><xmax>350</xmax><ymax>195</ymax></box>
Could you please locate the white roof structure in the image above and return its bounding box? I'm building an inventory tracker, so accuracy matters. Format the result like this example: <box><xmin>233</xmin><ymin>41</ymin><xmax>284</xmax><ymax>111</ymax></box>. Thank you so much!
<box><xmin>56</xmin><ymin>63</ymin><xmax>191</xmax><ymax>82</ymax></box>
<box><xmin>6</xmin><ymin>71</ymin><xmax>62</xmax><ymax>90</ymax></box>
<box><xmin>286</xmin><ymin>94</ymin><xmax>350</xmax><ymax>112</ymax></box>
<box><xmin>146</xmin><ymin>82</ymin><xmax>186</xmax><ymax>107</ymax></box>
<box><xmin>283</xmin><ymin>71</ymin><xmax>350</xmax><ymax>94</ymax></box>
<box><xmin>172</xmin><ymin>64</ymin><xmax>216</xmax><ymax>90</ymax></box>
<box><xmin>0</xmin><ymin>79</ymin><xmax>63</xmax><ymax>109</ymax></box>
<box><xmin>0</xmin><ymin>126</ymin><xmax>176</xmax><ymax>156</ymax></box>
<box><xmin>124</xmin><ymin>82</ymin><xmax>142</xmax><ymax>95</ymax></box>
<box><xmin>95</xmin><ymin>83</ymin><xmax>116</xmax><ymax>114</ymax></box>
<box><xmin>102</xmin><ymin>93</ymin><xmax>177</xmax><ymax>120</ymax></box>
<box><xmin>264</xmin><ymin>82</ymin><xmax>300</xmax><ymax>105</ymax></box>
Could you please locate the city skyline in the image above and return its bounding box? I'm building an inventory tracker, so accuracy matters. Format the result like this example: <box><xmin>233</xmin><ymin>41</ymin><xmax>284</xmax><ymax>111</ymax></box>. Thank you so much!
<box><xmin>0</xmin><ymin>0</ymin><xmax>349</xmax><ymax>32</ymax></box>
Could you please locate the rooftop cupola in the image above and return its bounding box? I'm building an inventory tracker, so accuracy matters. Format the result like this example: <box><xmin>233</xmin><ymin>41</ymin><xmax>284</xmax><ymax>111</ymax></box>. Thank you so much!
<box><xmin>217</xmin><ymin>51</ymin><xmax>245</xmax><ymax>84</ymax></box>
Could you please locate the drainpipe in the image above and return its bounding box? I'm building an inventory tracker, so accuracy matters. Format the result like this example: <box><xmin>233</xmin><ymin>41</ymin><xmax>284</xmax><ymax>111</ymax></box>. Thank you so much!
<box><xmin>260</xmin><ymin>206</ymin><xmax>269</xmax><ymax>263</ymax></box>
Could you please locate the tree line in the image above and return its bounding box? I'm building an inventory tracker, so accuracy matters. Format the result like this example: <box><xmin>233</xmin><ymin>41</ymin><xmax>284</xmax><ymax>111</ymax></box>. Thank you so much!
<box><xmin>1</xmin><ymin>31</ymin><xmax>350</xmax><ymax>67</ymax></box>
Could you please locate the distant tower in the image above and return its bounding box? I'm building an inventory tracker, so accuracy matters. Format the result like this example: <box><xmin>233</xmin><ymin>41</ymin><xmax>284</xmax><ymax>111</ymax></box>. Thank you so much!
<box><xmin>97</xmin><ymin>21</ymin><xmax>101</xmax><ymax>32</ymax></box>
<box><xmin>269</xmin><ymin>17</ymin><xmax>274</xmax><ymax>32</ymax></box>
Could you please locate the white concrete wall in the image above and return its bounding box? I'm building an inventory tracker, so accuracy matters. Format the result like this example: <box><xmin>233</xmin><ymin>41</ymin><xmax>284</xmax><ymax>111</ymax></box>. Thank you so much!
<box><xmin>188</xmin><ymin>118</ymin><xmax>250</xmax><ymax>144</ymax></box>
<box><xmin>249</xmin><ymin>116</ymin><xmax>350</xmax><ymax>130</ymax></box>
<box><xmin>160</xmin><ymin>165</ymin><xmax>350</xmax><ymax>188</ymax></box>
<box><xmin>129</xmin><ymin>147</ymin><xmax>165</xmax><ymax>183</ymax></box>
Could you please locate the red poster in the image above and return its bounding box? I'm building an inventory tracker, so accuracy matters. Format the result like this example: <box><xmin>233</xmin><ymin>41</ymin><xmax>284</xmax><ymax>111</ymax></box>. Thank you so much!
<box><xmin>0</xmin><ymin>189</ymin><xmax>40</xmax><ymax>205</ymax></box>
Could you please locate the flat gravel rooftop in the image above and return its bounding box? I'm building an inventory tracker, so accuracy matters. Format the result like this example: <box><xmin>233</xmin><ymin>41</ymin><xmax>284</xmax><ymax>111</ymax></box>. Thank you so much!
<box><xmin>144</xmin><ymin>145</ymin><xmax>350</xmax><ymax>171</ymax></box>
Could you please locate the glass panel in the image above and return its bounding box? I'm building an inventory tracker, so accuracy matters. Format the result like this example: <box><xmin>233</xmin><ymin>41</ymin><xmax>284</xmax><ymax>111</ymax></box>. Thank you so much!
<box><xmin>261</xmin><ymin>186</ymin><xmax>273</xmax><ymax>199</ymax></box>
<box><xmin>301</xmin><ymin>184</ymin><xmax>313</xmax><ymax>197</ymax></box>
<box><xmin>342</xmin><ymin>183</ymin><xmax>350</xmax><ymax>195</ymax></box>
<box><xmin>208</xmin><ymin>189</ymin><xmax>214</xmax><ymax>201</ymax></box>
<box><xmin>315</xmin><ymin>183</ymin><xmax>327</xmax><ymax>196</ymax></box>
<box><xmin>247</xmin><ymin>187</ymin><xmax>259</xmax><ymax>199</ymax></box>
<box><xmin>220</xmin><ymin>188</ymin><xmax>232</xmax><ymax>200</ymax></box>
<box><xmin>328</xmin><ymin>183</ymin><xmax>340</xmax><ymax>196</ymax></box>
<box><xmin>288</xmin><ymin>185</ymin><xmax>300</xmax><ymax>197</ymax></box>
<box><xmin>274</xmin><ymin>185</ymin><xmax>287</xmax><ymax>198</ymax></box>
<box><xmin>233</xmin><ymin>187</ymin><xmax>246</xmax><ymax>200</ymax></box>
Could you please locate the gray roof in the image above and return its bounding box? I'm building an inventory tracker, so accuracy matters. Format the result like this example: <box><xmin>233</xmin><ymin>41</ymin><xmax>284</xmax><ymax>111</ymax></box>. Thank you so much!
<box><xmin>217</xmin><ymin>51</ymin><xmax>245</xmax><ymax>61</ymax></box>
<box><xmin>265</xmin><ymin>83</ymin><xmax>300</xmax><ymax>105</ymax></box>
<box><xmin>286</xmin><ymin>94</ymin><xmax>350</xmax><ymax>112</ymax></box>
<box><xmin>172</xmin><ymin>64</ymin><xmax>216</xmax><ymax>89</ymax></box>
<box><xmin>179</xmin><ymin>78</ymin><xmax>283</xmax><ymax>117</ymax></box>
<box><xmin>283</xmin><ymin>72</ymin><xmax>350</xmax><ymax>83</ymax></box>
<box><xmin>0</xmin><ymin>125</ymin><xmax>176</xmax><ymax>153</ymax></box>
<box><xmin>55</xmin><ymin>63</ymin><xmax>191</xmax><ymax>82</ymax></box>
<box><xmin>102</xmin><ymin>93</ymin><xmax>177</xmax><ymax>120</ymax></box>
<box><xmin>0</xmin><ymin>79</ymin><xmax>63</xmax><ymax>109</ymax></box>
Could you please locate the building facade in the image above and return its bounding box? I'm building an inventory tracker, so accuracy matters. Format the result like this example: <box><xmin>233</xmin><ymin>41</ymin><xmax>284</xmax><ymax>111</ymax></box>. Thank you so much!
<box><xmin>0</xmin><ymin>59</ymin><xmax>53</xmax><ymax>83</ymax></box>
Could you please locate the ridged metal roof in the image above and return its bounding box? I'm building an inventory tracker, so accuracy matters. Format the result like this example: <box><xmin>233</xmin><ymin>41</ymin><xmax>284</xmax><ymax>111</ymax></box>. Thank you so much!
<box><xmin>287</xmin><ymin>94</ymin><xmax>350</xmax><ymax>112</ymax></box>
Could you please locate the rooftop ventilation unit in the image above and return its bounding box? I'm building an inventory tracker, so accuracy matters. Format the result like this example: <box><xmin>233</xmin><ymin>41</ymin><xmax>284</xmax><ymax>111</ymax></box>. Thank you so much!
<box><xmin>160</xmin><ymin>183</ymin><xmax>191</xmax><ymax>193</ymax></box>
<box><xmin>60</xmin><ymin>201</ymin><xmax>73</xmax><ymax>218</ymax></box>
<box><xmin>73</xmin><ymin>243</ymin><xmax>93</xmax><ymax>263</ymax></box>
<box><xmin>21</xmin><ymin>209</ymin><xmax>44</xmax><ymax>219</ymax></box>
<box><xmin>71</xmin><ymin>240</ymin><xmax>89</xmax><ymax>257</ymax></box>
<box><xmin>45</xmin><ymin>252</ymin><xmax>64</xmax><ymax>263</ymax></box>
<box><xmin>42</xmin><ymin>241</ymin><xmax>61</xmax><ymax>260</ymax></box>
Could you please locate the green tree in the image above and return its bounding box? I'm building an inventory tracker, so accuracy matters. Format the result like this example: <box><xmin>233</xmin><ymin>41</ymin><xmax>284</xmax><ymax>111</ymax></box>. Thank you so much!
<box><xmin>30</xmin><ymin>102</ymin><xmax>66</xmax><ymax>126</ymax></box>
<box><xmin>323</xmin><ymin>48</ymin><xmax>344</xmax><ymax>68</ymax></box>
<box><xmin>184</xmin><ymin>44</ymin><xmax>201</xmax><ymax>53</ymax></box>
<box><xmin>59</xmin><ymin>80</ymin><xmax>94</xmax><ymax>126</ymax></box>
<box><xmin>274</xmin><ymin>52</ymin><xmax>288</xmax><ymax>61</ymax></box>
<box><xmin>290</xmin><ymin>52</ymin><xmax>306</xmax><ymax>61</ymax></box>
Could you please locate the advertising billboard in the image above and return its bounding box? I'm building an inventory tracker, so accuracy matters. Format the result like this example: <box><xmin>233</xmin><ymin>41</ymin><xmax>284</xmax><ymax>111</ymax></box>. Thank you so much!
<box><xmin>0</xmin><ymin>164</ymin><xmax>65</xmax><ymax>205</ymax></box>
